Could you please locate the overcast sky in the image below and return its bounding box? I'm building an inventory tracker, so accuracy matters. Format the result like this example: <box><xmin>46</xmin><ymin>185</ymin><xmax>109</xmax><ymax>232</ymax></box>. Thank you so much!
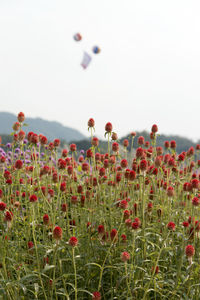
<box><xmin>0</xmin><ymin>0</ymin><xmax>200</xmax><ymax>141</ymax></box>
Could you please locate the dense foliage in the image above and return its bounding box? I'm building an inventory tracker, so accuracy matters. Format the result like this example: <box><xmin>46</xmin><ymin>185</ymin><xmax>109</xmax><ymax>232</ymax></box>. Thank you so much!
<box><xmin>0</xmin><ymin>113</ymin><xmax>200</xmax><ymax>299</ymax></box>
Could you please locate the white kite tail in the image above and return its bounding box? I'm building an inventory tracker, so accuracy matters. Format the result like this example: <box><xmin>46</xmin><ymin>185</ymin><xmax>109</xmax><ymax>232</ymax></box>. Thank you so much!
<box><xmin>81</xmin><ymin>52</ymin><xmax>92</xmax><ymax>69</ymax></box>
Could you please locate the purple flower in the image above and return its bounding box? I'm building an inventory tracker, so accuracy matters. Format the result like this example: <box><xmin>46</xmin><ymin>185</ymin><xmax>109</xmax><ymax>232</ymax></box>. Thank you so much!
<box><xmin>6</xmin><ymin>143</ymin><xmax>12</xmax><ymax>149</ymax></box>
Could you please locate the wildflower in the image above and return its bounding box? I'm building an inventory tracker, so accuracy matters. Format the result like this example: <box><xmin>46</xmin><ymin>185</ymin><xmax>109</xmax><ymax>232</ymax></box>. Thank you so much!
<box><xmin>138</xmin><ymin>136</ymin><xmax>144</xmax><ymax>145</ymax></box>
<box><xmin>185</xmin><ymin>245</ymin><xmax>195</xmax><ymax>264</ymax></box>
<box><xmin>61</xmin><ymin>203</ymin><xmax>67</xmax><ymax>212</ymax></box>
<box><xmin>88</xmin><ymin>118</ymin><xmax>95</xmax><ymax>128</ymax></box>
<box><xmin>29</xmin><ymin>194</ymin><xmax>38</xmax><ymax>203</ymax></box>
<box><xmin>170</xmin><ymin>140</ymin><xmax>176</xmax><ymax>149</ymax></box>
<box><xmin>110</xmin><ymin>229</ymin><xmax>118</xmax><ymax>241</ymax></box>
<box><xmin>121</xmin><ymin>251</ymin><xmax>130</xmax><ymax>262</ymax></box>
<box><xmin>28</xmin><ymin>241</ymin><xmax>34</xmax><ymax>249</ymax></box>
<box><xmin>140</xmin><ymin>159</ymin><xmax>147</xmax><ymax>172</ymax></box>
<box><xmin>123</xmin><ymin>139</ymin><xmax>129</xmax><ymax>147</ymax></box>
<box><xmin>112</xmin><ymin>142</ymin><xmax>119</xmax><ymax>152</ymax></box>
<box><xmin>18</xmin><ymin>112</ymin><xmax>25</xmax><ymax>123</ymax></box>
<box><xmin>13</xmin><ymin>122</ymin><xmax>20</xmax><ymax>131</ymax></box>
<box><xmin>192</xmin><ymin>197</ymin><xmax>199</xmax><ymax>206</ymax></box>
<box><xmin>70</xmin><ymin>144</ymin><xmax>76</xmax><ymax>152</ymax></box>
<box><xmin>53</xmin><ymin>226</ymin><xmax>62</xmax><ymax>241</ymax></box>
<box><xmin>43</xmin><ymin>214</ymin><xmax>49</xmax><ymax>225</ymax></box>
<box><xmin>68</xmin><ymin>236</ymin><xmax>78</xmax><ymax>247</ymax></box>
<box><xmin>120</xmin><ymin>159</ymin><xmax>128</xmax><ymax>168</ymax></box>
<box><xmin>92</xmin><ymin>291</ymin><xmax>101</xmax><ymax>300</ymax></box>
<box><xmin>105</xmin><ymin>122</ymin><xmax>112</xmax><ymax>133</ymax></box>
<box><xmin>53</xmin><ymin>139</ymin><xmax>60</xmax><ymax>147</ymax></box>
<box><xmin>151</xmin><ymin>124</ymin><xmax>158</xmax><ymax>133</ymax></box>
<box><xmin>0</xmin><ymin>202</ymin><xmax>6</xmax><ymax>211</ymax></box>
<box><xmin>4</xmin><ymin>211</ymin><xmax>13</xmax><ymax>222</ymax></box>
<box><xmin>167</xmin><ymin>222</ymin><xmax>175</xmax><ymax>231</ymax></box>
<box><xmin>111</xmin><ymin>132</ymin><xmax>118</xmax><ymax>140</ymax></box>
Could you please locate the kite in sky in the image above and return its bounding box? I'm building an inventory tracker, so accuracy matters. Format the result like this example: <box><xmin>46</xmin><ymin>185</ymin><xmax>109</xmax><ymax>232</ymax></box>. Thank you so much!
<box><xmin>73</xmin><ymin>33</ymin><xmax>101</xmax><ymax>69</ymax></box>
<box><xmin>73</xmin><ymin>33</ymin><xmax>82</xmax><ymax>41</ymax></box>
<box><xmin>81</xmin><ymin>52</ymin><xmax>92</xmax><ymax>69</ymax></box>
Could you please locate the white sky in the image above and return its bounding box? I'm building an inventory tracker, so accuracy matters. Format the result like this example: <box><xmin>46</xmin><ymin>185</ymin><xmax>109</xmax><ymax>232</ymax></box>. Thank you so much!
<box><xmin>0</xmin><ymin>0</ymin><xmax>200</xmax><ymax>141</ymax></box>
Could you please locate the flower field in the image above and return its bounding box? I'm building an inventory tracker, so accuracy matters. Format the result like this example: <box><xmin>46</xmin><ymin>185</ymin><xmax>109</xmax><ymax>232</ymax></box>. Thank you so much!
<box><xmin>0</xmin><ymin>113</ymin><xmax>200</xmax><ymax>300</ymax></box>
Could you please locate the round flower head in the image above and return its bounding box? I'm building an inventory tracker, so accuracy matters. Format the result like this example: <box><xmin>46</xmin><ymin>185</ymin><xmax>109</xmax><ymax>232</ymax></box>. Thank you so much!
<box><xmin>167</xmin><ymin>222</ymin><xmax>175</xmax><ymax>231</ymax></box>
<box><xmin>151</xmin><ymin>124</ymin><xmax>158</xmax><ymax>133</ymax></box>
<box><xmin>185</xmin><ymin>244</ymin><xmax>195</xmax><ymax>264</ymax></box>
<box><xmin>88</xmin><ymin>118</ymin><xmax>95</xmax><ymax>128</ymax></box>
<box><xmin>92</xmin><ymin>291</ymin><xmax>101</xmax><ymax>300</ymax></box>
<box><xmin>185</xmin><ymin>245</ymin><xmax>195</xmax><ymax>257</ymax></box>
<box><xmin>53</xmin><ymin>226</ymin><xmax>62</xmax><ymax>240</ymax></box>
<box><xmin>29</xmin><ymin>194</ymin><xmax>38</xmax><ymax>203</ymax></box>
<box><xmin>121</xmin><ymin>251</ymin><xmax>130</xmax><ymax>262</ymax></box>
<box><xmin>68</xmin><ymin>236</ymin><xmax>78</xmax><ymax>247</ymax></box>
<box><xmin>18</xmin><ymin>112</ymin><xmax>25</xmax><ymax>123</ymax></box>
<box><xmin>105</xmin><ymin>122</ymin><xmax>112</xmax><ymax>133</ymax></box>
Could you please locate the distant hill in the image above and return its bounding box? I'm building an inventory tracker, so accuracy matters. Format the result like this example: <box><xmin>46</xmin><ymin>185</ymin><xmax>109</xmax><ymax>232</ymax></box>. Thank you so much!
<box><xmin>0</xmin><ymin>112</ymin><xmax>85</xmax><ymax>142</ymax></box>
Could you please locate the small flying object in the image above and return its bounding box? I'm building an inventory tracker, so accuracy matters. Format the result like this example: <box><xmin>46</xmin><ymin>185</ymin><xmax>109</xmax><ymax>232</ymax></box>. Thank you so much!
<box><xmin>73</xmin><ymin>33</ymin><xmax>82</xmax><ymax>42</ymax></box>
<box><xmin>92</xmin><ymin>46</ymin><xmax>101</xmax><ymax>54</ymax></box>
<box><xmin>81</xmin><ymin>52</ymin><xmax>92</xmax><ymax>69</ymax></box>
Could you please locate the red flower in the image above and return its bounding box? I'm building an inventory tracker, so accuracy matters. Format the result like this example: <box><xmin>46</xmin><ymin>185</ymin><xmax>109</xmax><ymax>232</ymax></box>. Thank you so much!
<box><xmin>112</xmin><ymin>142</ymin><xmax>119</xmax><ymax>152</ymax></box>
<box><xmin>18</xmin><ymin>130</ymin><xmax>26</xmax><ymax>141</ymax></box>
<box><xmin>61</xmin><ymin>203</ymin><xmax>68</xmax><ymax>212</ymax></box>
<box><xmin>18</xmin><ymin>112</ymin><xmax>25</xmax><ymax>123</ymax></box>
<box><xmin>0</xmin><ymin>189</ymin><xmax>3</xmax><ymax>198</ymax></box>
<box><xmin>40</xmin><ymin>135</ymin><xmax>48</xmax><ymax>145</ymax></box>
<box><xmin>164</xmin><ymin>141</ymin><xmax>170</xmax><ymax>149</ymax></box>
<box><xmin>58</xmin><ymin>158</ymin><xmax>66</xmax><ymax>169</ymax></box>
<box><xmin>185</xmin><ymin>245</ymin><xmax>195</xmax><ymax>257</ymax></box>
<box><xmin>28</xmin><ymin>241</ymin><xmax>34</xmax><ymax>249</ymax></box>
<box><xmin>120</xmin><ymin>159</ymin><xmax>128</xmax><ymax>169</ymax></box>
<box><xmin>170</xmin><ymin>140</ymin><xmax>176</xmax><ymax>149</ymax></box>
<box><xmin>123</xmin><ymin>139</ymin><xmax>129</xmax><ymax>147</ymax></box>
<box><xmin>167</xmin><ymin>186</ymin><xmax>174</xmax><ymax>197</ymax></box>
<box><xmin>119</xmin><ymin>199</ymin><xmax>128</xmax><ymax>209</ymax></box>
<box><xmin>43</xmin><ymin>214</ymin><xmax>49</xmax><ymax>225</ymax></box>
<box><xmin>151</xmin><ymin>124</ymin><xmax>158</xmax><ymax>133</ymax></box>
<box><xmin>29</xmin><ymin>194</ymin><xmax>38</xmax><ymax>202</ymax></box>
<box><xmin>110</xmin><ymin>229</ymin><xmax>118</xmax><ymax>241</ymax></box>
<box><xmin>15</xmin><ymin>160</ymin><xmax>23</xmax><ymax>170</ymax></box>
<box><xmin>182</xmin><ymin>221</ymin><xmax>189</xmax><ymax>228</ymax></box>
<box><xmin>4</xmin><ymin>211</ymin><xmax>13</xmax><ymax>222</ymax></box>
<box><xmin>12</xmin><ymin>122</ymin><xmax>20</xmax><ymax>131</ymax></box>
<box><xmin>60</xmin><ymin>182</ymin><xmax>66</xmax><ymax>192</ymax></box>
<box><xmin>98</xmin><ymin>225</ymin><xmax>105</xmax><ymax>235</ymax></box>
<box><xmin>192</xmin><ymin>197</ymin><xmax>199</xmax><ymax>206</ymax></box>
<box><xmin>68</xmin><ymin>236</ymin><xmax>78</xmax><ymax>247</ymax></box>
<box><xmin>140</xmin><ymin>159</ymin><xmax>147</xmax><ymax>172</ymax></box>
<box><xmin>111</xmin><ymin>132</ymin><xmax>118</xmax><ymax>140</ymax></box>
<box><xmin>86</xmin><ymin>149</ymin><xmax>93</xmax><ymax>158</ymax></box>
<box><xmin>121</xmin><ymin>251</ymin><xmax>130</xmax><ymax>262</ymax></box>
<box><xmin>92</xmin><ymin>137</ymin><xmax>99</xmax><ymax>147</ymax></box>
<box><xmin>92</xmin><ymin>291</ymin><xmax>101</xmax><ymax>300</ymax></box>
<box><xmin>53</xmin><ymin>226</ymin><xmax>62</xmax><ymax>240</ymax></box>
<box><xmin>167</xmin><ymin>222</ymin><xmax>175</xmax><ymax>231</ymax></box>
<box><xmin>138</xmin><ymin>136</ymin><xmax>145</xmax><ymax>145</ymax></box>
<box><xmin>53</xmin><ymin>139</ymin><xmax>60</xmax><ymax>147</ymax></box>
<box><xmin>71</xmin><ymin>195</ymin><xmax>78</xmax><ymax>204</ymax></box>
<box><xmin>0</xmin><ymin>202</ymin><xmax>6</xmax><ymax>211</ymax></box>
<box><xmin>70</xmin><ymin>144</ymin><xmax>77</xmax><ymax>152</ymax></box>
<box><xmin>105</xmin><ymin>122</ymin><xmax>112</xmax><ymax>133</ymax></box>
<box><xmin>88</xmin><ymin>118</ymin><xmax>95</xmax><ymax>128</ymax></box>
<box><xmin>82</xmin><ymin>163</ymin><xmax>89</xmax><ymax>172</ymax></box>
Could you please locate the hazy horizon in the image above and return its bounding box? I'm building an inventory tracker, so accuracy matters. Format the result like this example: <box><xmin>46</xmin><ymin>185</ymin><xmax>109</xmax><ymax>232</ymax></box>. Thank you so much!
<box><xmin>0</xmin><ymin>0</ymin><xmax>200</xmax><ymax>141</ymax></box>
